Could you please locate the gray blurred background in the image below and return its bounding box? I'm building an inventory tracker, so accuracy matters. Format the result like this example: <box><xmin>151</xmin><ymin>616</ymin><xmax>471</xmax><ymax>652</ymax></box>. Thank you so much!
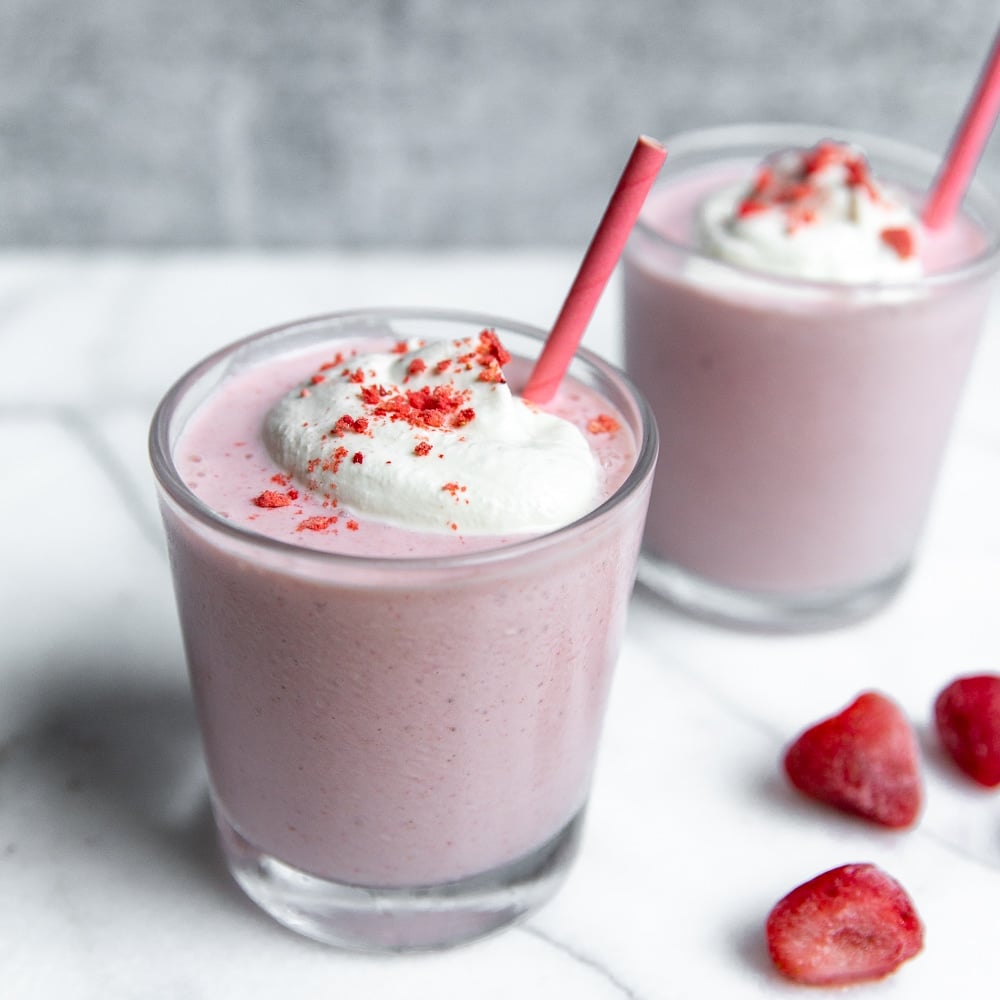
<box><xmin>2</xmin><ymin>0</ymin><xmax>998</xmax><ymax>249</ymax></box>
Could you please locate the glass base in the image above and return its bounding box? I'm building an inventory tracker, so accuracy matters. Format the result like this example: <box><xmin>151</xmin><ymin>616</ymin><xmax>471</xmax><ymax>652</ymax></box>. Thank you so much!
<box><xmin>215</xmin><ymin>808</ymin><xmax>584</xmax><ymax>953</ymax></box>
<box><xmin>637</xmin><ymin>552</ymin><xmax>911</xmax><ymax>633</ymax></box>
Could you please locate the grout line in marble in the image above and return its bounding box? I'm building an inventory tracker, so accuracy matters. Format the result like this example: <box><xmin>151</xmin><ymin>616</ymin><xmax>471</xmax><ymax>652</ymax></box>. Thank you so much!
<box><xmin>86</xmin><ymin>261</ymin><xmax>162</xmax><ymax>374</ymax></box>
<box><xmin>0</xmin><ymin>265</ymin><xmax>89</xmax><ymax>342</ymax></box>
<box><xmin>5</xmin><ymin>403</ymin><xmax>168</xmax><ymax>558</ymax></box>
<box><xmin>629</xmin><ymin>593</ymin><xmax>787</xmax><ymax>746</ymax></box>
<box><xmin>917</xmin><ymin>820</ymin><xmax>1000</xmax><ymax>874</ymax></box>
<box><xmin>631</xmin><ymin>594</ymin><xmax>1000</xmax><ymax>876</ymax></box>
<box><xmin>74</xmin><ymin>413</ymin><xmax>166</xmax><ymax>557</ymax></box>
<box><xmin>519</xmin><ymin>923</ymin><xmax>646</xmax><ymax>1000</ymax></box>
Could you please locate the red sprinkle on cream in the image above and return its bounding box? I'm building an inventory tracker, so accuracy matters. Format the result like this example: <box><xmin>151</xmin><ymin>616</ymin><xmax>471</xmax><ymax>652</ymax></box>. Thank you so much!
<box><xmin>267</xmin><ymin>330</ymin><xmax>530</xmax><ymax>526</ymax></box>
<box><xmin>880</xmin><ymin>226</ymin><xmax>916</xmax><ymax>259</ymax></box>
<box><xmin>736</xmin><ymin>141</ymin><xmax>885</xmax><ymax>233</ymax></box>
<box><xmin>333</xmin><ymin>414</ymin><xmax>369</xmax><ymax>435</ymax></box>
<box><xmin>477</xmin><ymin>328</ymin><xmax>511</xmax><ymax>366</ymax></box>
<box><xmin>319</xmin><ymin>353</ymin><xmax>346</xmax><ymax>371</ymax></box>
<box><xmin>367</xmin><ymin>383</ymin><xmax>475</xmax><ymax>431</ymax></box>
<box><xmin>328</xmin><ymin>446</ymin><xmax>349</xmax><ymax>473</ymax></box>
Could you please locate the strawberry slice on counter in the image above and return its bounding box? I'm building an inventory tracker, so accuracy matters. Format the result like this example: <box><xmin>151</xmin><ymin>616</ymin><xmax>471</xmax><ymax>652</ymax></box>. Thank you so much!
<box><xmin>783</xmin><ymin>691</ymin><xmax>922</xmax><ymax>828</ymax></box>
<box><xmin>766</xmin><ymin>863</ymin><xmax>924</xmax><ymax>986</ymax></box>
<box><xmin>934</xmin><ymin>674</ymin><xmax>1000</xmax><ymax>787</ymax></box>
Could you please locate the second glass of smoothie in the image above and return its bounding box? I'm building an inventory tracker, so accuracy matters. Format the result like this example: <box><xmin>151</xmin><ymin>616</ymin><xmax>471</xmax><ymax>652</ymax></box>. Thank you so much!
<box><xmin>150</xmin><ymin>308</ymin><xmax>656</xmax><ymax>952</ymax></box>
<box><xmin>624</xmin><ymin>123</ymin><xmax>1000</xmax><ymax>630</ymax></box>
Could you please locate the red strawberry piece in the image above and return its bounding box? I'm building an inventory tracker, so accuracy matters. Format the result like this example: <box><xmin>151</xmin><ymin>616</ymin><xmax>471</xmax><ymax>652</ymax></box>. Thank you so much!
<box><xmin>252</xmin><ymin>489</ymin><xmax>293</xmax><ymax>509</ymax></box>
<box><xmin>880</xmin><ymin>226</ymin><xmax>916</xmax><ymax>259</ymax></box>
<box><xmin>766</xmin><ymin>862</ymin><xmax>924</xmax><ymax>986</ymax></box>
<box><xmin>934</xmin><ymin>674</ymin><xmax>1000</xmax><ymax>787</ymax></box>
<box><xmin>783</xmin><ymin>691</ymin><xmax>921</xmax><ymax>828</ymax></box>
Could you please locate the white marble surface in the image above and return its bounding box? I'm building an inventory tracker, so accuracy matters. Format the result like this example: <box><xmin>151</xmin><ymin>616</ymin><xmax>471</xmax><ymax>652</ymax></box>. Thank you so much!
<box><xmin>2</xmin><ymin>251</ymin><xmax>1000</xmax><ymax>997</ymax></box>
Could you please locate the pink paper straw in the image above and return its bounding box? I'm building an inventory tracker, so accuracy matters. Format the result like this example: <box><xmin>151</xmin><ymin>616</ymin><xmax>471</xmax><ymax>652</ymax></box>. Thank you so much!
<box><xmin>923</xmin><ymin>26</ymin><xmax>1000</xmax><ymax>230</ymax></box>
<box><xmin>522</xmin><ymin>134</ymin><xmax>667</xmax><ymax>404</ymax></box>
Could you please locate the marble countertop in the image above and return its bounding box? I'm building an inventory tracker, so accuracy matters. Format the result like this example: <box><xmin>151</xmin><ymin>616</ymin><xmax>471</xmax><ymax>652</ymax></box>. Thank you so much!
<box><xmin>3</xmin><ymin>251</ymin><xmax>1000</xmax><ymax>998</ymax></box>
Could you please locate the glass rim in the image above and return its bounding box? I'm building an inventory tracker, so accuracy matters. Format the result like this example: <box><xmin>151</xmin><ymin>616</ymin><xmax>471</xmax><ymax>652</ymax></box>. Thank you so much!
<box><xmin>633</xmin><ymin>121</ymin><xmax>1000</xmax><ymax>293</ymax></box>
<box><xmin>149</xmin><ymin>306</ymin><xmax>658</xmax><ymax>573</ymax></box>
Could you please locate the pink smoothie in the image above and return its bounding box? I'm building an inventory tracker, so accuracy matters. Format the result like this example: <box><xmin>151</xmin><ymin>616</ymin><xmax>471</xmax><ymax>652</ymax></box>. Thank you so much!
<box><xmin>157</xmin><ymin>327</ymin><xmax>650</xmax><ymax>888</ymax></box>
<box><xmin>624</xmin><ymin>156</ymin><xmax>998</xmax><ymax>596</ymax></box>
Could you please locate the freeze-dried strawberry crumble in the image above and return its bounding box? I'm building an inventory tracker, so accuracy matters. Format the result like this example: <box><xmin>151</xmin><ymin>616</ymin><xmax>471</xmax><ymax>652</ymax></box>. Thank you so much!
<box><xmin>179</xmin><ymin>331</ymin><xmax>636</xmax><ymax>556</ymax></box>
<box><xmin>261</xmin><ymin>332</ymin><xmax>610</xmax><ymax>538</ymax></box>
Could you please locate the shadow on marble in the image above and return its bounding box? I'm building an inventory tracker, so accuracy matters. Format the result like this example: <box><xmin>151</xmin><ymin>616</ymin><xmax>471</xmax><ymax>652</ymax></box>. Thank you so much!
<box><xmin>915</xmin><ymin>719</ymin><xmax>960</xmax><ymax>781</ymax></box>
<box><xmin>10</xmin><ymin>673</ymin><xmax>248</xmax><ymax>907</ymax></box>
<box><xmin>729</xmin><ymin>919</ymin><xmax>776</xmax><ymax>983</ymax></box>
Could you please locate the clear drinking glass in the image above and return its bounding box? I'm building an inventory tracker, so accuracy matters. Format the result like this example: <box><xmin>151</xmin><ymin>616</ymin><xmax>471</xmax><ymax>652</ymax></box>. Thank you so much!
<box><xmin>149</xmin><ymin>308</ymin><xmax>656</xmax><ymax>951</ymax></box>
<box><xmin>624</xmin><ymin>124</ymin><xmax>1000</xmax><ymax>631</ymax></box>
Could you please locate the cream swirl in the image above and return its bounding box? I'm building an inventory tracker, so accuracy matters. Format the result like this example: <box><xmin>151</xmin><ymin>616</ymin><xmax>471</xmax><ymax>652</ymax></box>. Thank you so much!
<box><xmin>264</xmin><ymin>331</ymin><xmax>600</xmax><ymax>535</ymax></box>
<box><xmin>697</xmin><ymin>141</ymin><xmax>923</xmax><ymax>283</ymax></box>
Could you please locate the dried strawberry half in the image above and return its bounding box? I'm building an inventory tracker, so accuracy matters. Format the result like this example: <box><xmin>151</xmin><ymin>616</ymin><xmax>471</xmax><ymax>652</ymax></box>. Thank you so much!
<box><xmin>766</xmin><ymin>862</ymin><xmax>924</xmax><ymax>986</ymax></box>
<box><xmin>783</xmin><ymin>691</ymin><xmax>921</xmax><ymax>827</ymax></box>
<box><xmin>934</xmin><ymin>674</ymin><xmax>1000</xmax><ymax>787</ymax></box>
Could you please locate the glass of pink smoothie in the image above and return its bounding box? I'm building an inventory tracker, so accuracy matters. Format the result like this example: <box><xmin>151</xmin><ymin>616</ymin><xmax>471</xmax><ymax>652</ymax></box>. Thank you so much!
<box><xmin>149</xmin><ymin>308</ymin><xmax>656</xmax><ymax>951</ymax></box>
<box><xmin>624</xmin><ymin>124</ymin><xmax>1000</xmax><ymax>631</ymax></box>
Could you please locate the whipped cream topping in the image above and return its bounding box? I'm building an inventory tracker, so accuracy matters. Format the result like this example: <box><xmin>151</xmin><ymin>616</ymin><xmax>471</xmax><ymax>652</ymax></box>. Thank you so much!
<box><xmin>697</xmin><ymin>141</ymin><xmax>924</xmax><ymax>283</ymax></box>
<box><xmin>263</xmin><ymin>331</ymin><xmax>601</xmax><ymax>535</ymax></box>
